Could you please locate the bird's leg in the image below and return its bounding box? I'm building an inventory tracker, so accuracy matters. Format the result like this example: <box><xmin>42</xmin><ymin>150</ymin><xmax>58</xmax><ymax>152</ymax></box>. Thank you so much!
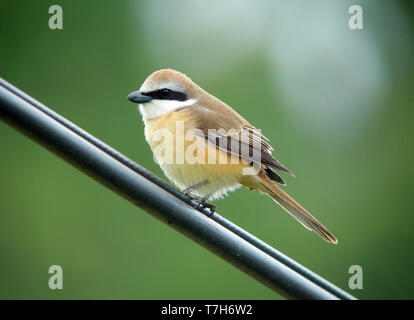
<box><xmin>183</xmin><ymin>180</ymin><xmax>216</xmax><ymax>215</ymax></box>
<box><xmin>183</xmin><ymin>180</ymin><xmax>209</xmax><ymax>195</ymax></box>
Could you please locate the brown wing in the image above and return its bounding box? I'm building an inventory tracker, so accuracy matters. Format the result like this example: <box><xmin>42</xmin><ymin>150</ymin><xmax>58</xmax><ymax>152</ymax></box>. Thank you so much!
<box><xmin>183</xmin><ymin>103</ymin><xmax>294</xmax><ymax>182</ymax></box>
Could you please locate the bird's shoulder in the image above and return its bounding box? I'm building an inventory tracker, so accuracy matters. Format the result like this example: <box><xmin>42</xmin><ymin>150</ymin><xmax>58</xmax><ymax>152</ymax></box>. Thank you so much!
<box><xmin>188</xmin><ymin>95</ymin><xmax>250</xmax><ymax>131</ymax></box>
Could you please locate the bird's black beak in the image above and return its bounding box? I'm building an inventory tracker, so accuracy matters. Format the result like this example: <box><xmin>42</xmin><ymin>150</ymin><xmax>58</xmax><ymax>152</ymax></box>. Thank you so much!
<box><xmin>126</xmin><ymin>90</ymin><xmax>152</xmax><ymax>104</ymax></box>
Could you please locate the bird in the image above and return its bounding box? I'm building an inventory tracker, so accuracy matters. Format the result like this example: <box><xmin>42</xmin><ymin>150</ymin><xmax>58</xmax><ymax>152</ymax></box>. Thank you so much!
<box><xmin>127</xmin><ymin>69</ymin><xmax>337</xmax><ymax>244</ymax></box>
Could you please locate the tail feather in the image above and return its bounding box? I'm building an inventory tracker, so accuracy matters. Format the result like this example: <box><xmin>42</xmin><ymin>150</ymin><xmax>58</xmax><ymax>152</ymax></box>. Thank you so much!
<box><xmin>258</xmin><ymin>173</ymin><xmax>338</xmax><ymax>244</ymax></box>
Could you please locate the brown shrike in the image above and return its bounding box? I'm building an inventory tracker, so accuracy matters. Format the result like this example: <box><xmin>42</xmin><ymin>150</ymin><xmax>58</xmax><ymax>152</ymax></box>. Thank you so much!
<box><xmin>127</xmin><ymin>69</ymin><xmax>337</xmax><ymax>244</ymax></box>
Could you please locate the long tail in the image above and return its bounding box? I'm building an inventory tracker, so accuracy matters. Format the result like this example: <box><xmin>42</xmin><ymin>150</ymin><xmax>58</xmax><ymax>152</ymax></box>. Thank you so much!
<box><xmin>258</xmin><ymin>173</ymin><xmax>338</xmax><ymax>244</ymax></box>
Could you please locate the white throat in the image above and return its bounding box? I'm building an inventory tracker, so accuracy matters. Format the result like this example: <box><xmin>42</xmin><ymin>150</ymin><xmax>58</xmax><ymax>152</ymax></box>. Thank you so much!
<box><xmin>139</xmin><ymin>98</ymin><xmax>197</xmax><ymax>120</ymax></box>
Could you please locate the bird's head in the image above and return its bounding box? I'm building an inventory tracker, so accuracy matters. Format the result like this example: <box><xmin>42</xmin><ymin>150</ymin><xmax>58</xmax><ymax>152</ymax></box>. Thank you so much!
<box><xmin>127</xmin><ymin>69</ymin><xmax>200</xmax><ymax>119</ymax></box>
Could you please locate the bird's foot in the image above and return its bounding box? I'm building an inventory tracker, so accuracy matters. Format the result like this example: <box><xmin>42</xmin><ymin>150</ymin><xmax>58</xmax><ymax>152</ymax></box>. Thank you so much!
<box><xmin>185</xmin><ymin>193</ymin><xmax>216</xmax><ymax>215</ymax></box>
<box><xmin>182</xmin><ymin>180</ymin><xmax>215</xmax><ymax>214</ymax></box>
<box><xmin>199</xmin><ymin>200</ymin><xmax>216</xmax><ymax>215</ymax></box>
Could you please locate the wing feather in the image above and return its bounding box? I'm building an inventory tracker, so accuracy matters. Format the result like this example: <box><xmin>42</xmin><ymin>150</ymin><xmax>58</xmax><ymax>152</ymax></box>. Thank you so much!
<box><xmin>182</xmin><ymin>104</ymin><xmax>293</xmax><ymax>177</ymax></box>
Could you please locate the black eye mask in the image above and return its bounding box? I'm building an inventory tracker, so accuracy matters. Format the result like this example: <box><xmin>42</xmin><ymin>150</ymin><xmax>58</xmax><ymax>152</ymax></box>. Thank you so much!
<box><xmin>143</xmin><ymin>89</ymin><xmax>187</xmax><ymax>101</ymax></box>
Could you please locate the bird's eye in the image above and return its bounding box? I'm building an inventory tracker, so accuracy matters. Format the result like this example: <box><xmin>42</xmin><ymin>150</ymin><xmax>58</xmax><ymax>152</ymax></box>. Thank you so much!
<box><xmin>160</xmin><ymin>89</ymin><xmax>171</xmax><ymax>98</ymax></box>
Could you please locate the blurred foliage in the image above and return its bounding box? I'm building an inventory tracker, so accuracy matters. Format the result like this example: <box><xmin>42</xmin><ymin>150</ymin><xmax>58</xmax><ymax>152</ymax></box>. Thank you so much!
<box><xmin>0</xmin><ymin>0</ymin><xmax>413</xmax><ymax>299</ymax></box>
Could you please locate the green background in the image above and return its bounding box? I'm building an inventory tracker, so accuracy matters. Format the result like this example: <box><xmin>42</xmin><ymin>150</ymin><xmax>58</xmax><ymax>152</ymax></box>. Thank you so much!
<box><xmin>1</xmin><ymin>0</ymin><xmax>413</xmax><ymax>299</ymax></box>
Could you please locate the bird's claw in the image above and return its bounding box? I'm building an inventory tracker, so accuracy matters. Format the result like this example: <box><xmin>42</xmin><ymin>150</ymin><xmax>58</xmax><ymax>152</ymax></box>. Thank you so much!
<box><xmin>199</xmin><ymin>202</ymin><xmax>216</xmax><ymax>215</ymax></box>
<box><xmin>186</xmin><ymin>194</ymin><xmax>216</xmax><ymax>215</ymax></box>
